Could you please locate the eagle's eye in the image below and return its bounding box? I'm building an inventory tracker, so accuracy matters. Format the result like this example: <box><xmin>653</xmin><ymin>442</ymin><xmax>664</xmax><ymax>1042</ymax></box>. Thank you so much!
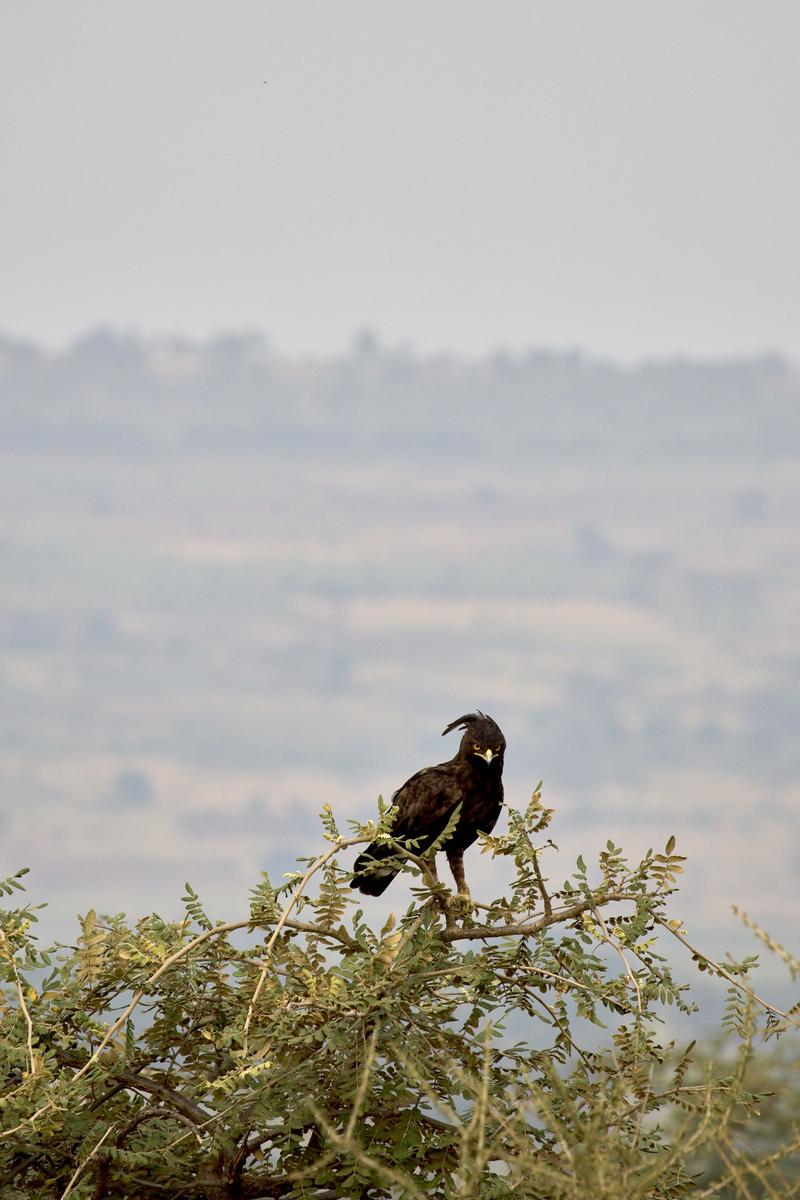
<box><xmin>495</xmin><ymin>744</ymin><xmax>502</xmax><ymax>752</ymax></box>
<box><xmin>472</xmin><ymin>742</ymin><xmax>482</xmax><ymax>751</ymax></box>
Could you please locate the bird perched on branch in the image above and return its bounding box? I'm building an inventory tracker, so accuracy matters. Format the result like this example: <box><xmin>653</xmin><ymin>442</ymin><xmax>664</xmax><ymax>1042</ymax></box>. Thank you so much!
<box><xmin>351</xmin><ymin>712</ymin><xmax>506</xmax><ymax>900</ymax></box>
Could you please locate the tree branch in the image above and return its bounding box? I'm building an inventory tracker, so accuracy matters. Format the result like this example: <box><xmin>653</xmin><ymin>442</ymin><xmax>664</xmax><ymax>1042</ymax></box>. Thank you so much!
<box><xmin>656</xmin><ymin>916</ymin><xmax>800</xmax><ymax>1029</ymax></box>
<box><xmin>441</xmin><ymin>892</ymin><xmax>636</xmax><ymax>942</ymax></box>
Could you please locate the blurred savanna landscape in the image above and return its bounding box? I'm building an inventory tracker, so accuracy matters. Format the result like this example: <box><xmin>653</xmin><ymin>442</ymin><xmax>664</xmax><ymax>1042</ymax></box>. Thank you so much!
<box><xmin>2</xmin><ymin>332</ymin><xmax>798</xmax><ymax>992</ymax></box>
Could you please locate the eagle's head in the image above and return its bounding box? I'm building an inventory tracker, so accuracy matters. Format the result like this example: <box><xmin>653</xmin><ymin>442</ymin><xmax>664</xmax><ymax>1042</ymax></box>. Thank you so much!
<box><xmin>442</xmin><ymin>711</ymin><xmax>506</xmax><ymax>768</ymax></box>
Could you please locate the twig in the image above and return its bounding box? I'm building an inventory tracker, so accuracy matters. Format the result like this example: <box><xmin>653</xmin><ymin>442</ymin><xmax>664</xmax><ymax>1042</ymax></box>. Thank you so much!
<box><xmin>410</xmin><ymin>962</ymin><xmax>597</xmax><ymax>996</ymax></box>
<box><xmin>345</xmin><ymin>1023</ymin><xmax>381</xmax><ymax>1140</ymax></box>
<box><xmin>532</xmin><ymin>848</ymin><xmax>553</xmax><ymax>917</ymax></box>
<box><xmin>593</xmin><ymin>906</ymin><xmax>643</xmax><ymax>1014</ymax></box>
<box><xmin>458</xmin><ymin>1030</ymin><xmax>493</xmax><ymax>1195</ymax></box>
<box><xmin>0</xmin><ymin>930</ymin><xmax>37</xmax><ymax>1076</ymax></box>
<box><xmin>732</xmin><ymin>905</ymin><xmax>800</xmax><ymax>979</ymax></box>
<box><xmin>382</xmin><ymin>901</ymin><xmax>438</xmax><ymax>970</ymax></box>
<box><xmin>529</xmin><ymin>991</ymin><xmax>596</xmax><ymax>1068</ymax></box>
<box><xmin>656</xmin><ymin>917</ymin><xmax>800</xmax><ymax>1029</ymax></box>
<box><xmin>59</xmin><ymin>1123</ymin><xmax>116</xmax><ymax>1199</ymax></box>
<box><xmin>242</xmin><ymin>836</ymin><xmax>366</xmax><ymax>1054</ymax></box>
<box><xmin>306</xmin><ymin>1099</ymin><xmax>428</xmax><ymax>1200</ymax></box>
<box><xmin>0</xmin><ymin>1098</ymin><xmax>64</xmax><ymax>1144</ymax></box>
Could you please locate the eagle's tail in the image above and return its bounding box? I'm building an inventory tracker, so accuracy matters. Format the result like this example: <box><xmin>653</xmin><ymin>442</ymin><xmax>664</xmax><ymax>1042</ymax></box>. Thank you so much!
<box><xmin>350</xmin><ymin>841</ymin><xmax>400</xmax><ymax>896</ymax></box>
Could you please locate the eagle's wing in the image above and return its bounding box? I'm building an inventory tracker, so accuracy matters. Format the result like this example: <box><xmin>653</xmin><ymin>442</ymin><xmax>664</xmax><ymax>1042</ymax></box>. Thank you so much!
<box><xmin>390</xmin><ymin>763</ymin><xmax>463</xmax><ymax>842</ymax></box>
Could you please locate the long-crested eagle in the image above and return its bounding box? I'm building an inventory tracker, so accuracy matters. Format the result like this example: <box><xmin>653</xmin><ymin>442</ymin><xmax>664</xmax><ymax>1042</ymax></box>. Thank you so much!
<box><xmin>350</xmin><ymin>712</ymin><xmax>506</xmax><ymax>899</ymax></box>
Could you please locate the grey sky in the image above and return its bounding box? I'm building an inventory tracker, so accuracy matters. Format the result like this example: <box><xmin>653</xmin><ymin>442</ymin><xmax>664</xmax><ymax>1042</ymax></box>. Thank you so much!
<box><xmin>1</xmin><ymin>1</ymin><xmax>798</xmax><ymax>361</ymax></box>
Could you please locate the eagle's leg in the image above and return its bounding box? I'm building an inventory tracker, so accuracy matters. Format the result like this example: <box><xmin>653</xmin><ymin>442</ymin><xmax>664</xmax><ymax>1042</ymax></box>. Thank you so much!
<box><xmin>446</xmin><ymin>849</ymin><xmax>471</xmax><ymax>900</ymax></box>
<box><xmin>422</xmin><ymin>853</ymin><xmax>455</xmax><ymax>928</ymax></box>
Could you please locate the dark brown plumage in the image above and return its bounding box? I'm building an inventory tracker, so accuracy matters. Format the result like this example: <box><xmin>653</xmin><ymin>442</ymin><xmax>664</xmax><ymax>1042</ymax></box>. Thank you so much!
<box><xmin>350</xmin><ymin>712</ymin><xmax>506</xmax><ymax>899</ymax></box>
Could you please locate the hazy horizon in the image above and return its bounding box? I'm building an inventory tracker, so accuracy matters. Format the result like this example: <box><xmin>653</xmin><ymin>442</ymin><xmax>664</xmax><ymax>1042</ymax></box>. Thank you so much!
<box><xmin>3</xmin><ymin>326</ymin><xmax>798</xmax><ymax>371</ymax></box>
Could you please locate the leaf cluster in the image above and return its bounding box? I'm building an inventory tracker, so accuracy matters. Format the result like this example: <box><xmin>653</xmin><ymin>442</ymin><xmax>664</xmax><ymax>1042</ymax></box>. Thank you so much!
<box><xmin>1</xmin><ymin>804</ymin><xmax>798</xmax><ymax>1199</ymax></box>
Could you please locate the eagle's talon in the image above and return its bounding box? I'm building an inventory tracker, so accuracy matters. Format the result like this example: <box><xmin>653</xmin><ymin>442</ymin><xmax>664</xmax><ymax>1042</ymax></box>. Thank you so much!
<box><xmin>447</xmin><ymin>891</ymin><xmax>475</xmax><ymax>919</ymax></box>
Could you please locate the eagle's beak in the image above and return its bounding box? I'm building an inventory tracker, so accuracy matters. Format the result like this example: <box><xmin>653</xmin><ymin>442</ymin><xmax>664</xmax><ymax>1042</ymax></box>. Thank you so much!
<box><xmin>478</xmin><ymin>748</ymin><xmax>495</xmax><ymax>764</ymax></box>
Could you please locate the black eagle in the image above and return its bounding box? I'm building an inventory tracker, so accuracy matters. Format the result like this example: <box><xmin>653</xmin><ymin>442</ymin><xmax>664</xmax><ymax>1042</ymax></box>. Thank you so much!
<box><xmin>350</xmin><ymin>712</ymin><xmax>506</xmax><ymax>899</ymax></box>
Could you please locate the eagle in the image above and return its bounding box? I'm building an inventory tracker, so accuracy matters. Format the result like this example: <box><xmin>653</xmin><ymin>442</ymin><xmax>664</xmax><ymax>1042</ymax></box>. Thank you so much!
<box><xmin>350</xmin><ymin>712</ymin><xmax>506</xmax><ymax>900</ymax></box>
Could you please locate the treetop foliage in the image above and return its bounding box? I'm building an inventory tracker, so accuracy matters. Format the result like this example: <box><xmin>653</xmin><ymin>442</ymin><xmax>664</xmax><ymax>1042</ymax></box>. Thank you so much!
<box><xmin>1</xmin><ymin>789</ymin><xmax>799</xmax><ymax>1198</ymax></box>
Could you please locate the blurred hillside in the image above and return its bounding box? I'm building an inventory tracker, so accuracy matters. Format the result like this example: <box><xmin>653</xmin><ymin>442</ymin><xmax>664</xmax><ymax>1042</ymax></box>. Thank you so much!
<box><xmin>1</xmin><ymin>330</ymin><xmax>798</xmax><ymax>996</ymax></box>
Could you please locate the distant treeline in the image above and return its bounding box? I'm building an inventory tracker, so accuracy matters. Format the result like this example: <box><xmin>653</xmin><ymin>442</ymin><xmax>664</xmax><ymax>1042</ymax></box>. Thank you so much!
<box><xmin>1</xmin><ymin>329</ymin><xmax>796</xmax><ymax>460</ymax></box>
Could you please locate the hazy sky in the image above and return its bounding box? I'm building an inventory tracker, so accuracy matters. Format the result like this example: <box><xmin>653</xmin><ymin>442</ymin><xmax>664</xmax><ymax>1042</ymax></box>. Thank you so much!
<box><xmin>1</xmin><ymin>1</ymin><xmax>798</xmax><ymax>362</ymax></box>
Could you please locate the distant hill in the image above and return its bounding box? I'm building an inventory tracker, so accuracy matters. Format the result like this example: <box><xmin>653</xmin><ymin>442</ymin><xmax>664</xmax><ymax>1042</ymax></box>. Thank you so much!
<box><xmin>1</xmin><ymin>329</ymin><xmax>798</xmax><ymax>997</ymax></box>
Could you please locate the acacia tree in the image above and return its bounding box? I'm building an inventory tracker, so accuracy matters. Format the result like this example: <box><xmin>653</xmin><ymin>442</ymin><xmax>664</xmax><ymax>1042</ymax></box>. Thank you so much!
<box><xmin>1</xmin><ymin>789</ymin><xmax>799</xmax><ymax>1199</ymax></box>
